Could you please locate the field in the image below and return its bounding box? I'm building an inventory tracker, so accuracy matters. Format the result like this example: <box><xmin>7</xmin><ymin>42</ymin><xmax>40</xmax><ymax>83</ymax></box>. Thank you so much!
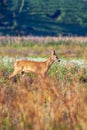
<box><xmin>0</xmin><ymin>36</ymin><xmax>87</xmax><ymax>130</ymax></box>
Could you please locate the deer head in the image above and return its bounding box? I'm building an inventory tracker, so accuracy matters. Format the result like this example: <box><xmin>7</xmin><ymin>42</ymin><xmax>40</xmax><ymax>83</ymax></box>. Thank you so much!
<box><xmin>50</xmin><ymin>50</ymin><xmax>60</xmax><ymax>62</ymax></box>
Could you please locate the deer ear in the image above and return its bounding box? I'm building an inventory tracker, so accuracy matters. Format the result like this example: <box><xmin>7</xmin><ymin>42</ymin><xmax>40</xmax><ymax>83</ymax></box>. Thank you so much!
<box><xmin>50</xmin><ymin>49</ymin><xmax>55</xmax><ymax>55</ymax></box>
<box><xmin>47</xmin><ymin>50</ymin><xmax>50</xmax><ymax>54</ymax></box>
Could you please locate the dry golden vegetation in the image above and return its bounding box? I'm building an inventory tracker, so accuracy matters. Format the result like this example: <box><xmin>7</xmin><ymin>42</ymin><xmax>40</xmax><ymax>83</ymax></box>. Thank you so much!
<box><xmin>0</xmin><ymin>36</ymin><xmax>87</xmax><ymax>130</ymax></box>
<box><xmin>0</xmin><ymin>36</ymin><xmax>87</xmax><ymax>59</ymax></box>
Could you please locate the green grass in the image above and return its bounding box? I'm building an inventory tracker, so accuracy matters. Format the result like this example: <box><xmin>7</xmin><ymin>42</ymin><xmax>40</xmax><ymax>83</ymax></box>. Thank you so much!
<box><xmin>0</xmin><ymin>39</ymin><xmax>87</xmax><ymax>59</ymax></box>
<box><xmin>0</xmin><ymin>39</ymin><xmax>87</xmax><ymax>130</ymax></box>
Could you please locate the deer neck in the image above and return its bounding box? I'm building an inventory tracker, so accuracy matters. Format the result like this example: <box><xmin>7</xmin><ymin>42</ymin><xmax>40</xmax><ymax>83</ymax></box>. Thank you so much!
<box><xmin>46</xmin><ymin>57</ymin><xmax>54</xmax><ymax>68</ymax></box>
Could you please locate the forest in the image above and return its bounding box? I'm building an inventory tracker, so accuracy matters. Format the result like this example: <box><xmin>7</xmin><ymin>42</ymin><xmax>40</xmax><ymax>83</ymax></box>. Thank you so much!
<box><xmin>0</xmin><ymin>0</ymin><xmax>87</xmax><ymax>36</ymax></box>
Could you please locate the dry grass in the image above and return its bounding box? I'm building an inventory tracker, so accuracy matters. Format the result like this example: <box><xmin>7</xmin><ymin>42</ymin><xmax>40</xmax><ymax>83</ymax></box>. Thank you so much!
<box><xmin>0</xmin><ymin>65</ymin><xmax>87</xmax><ymax>130</ymax></box>
<box><xmin>0</xmin><ymin>36</ymin><xmax>87</xmax><ymax>44</ymax></box>
<box><xmin>0</xmin><ymin>36</ymin><xmax>87</xmax><ymax>130</ymax></box>
<box><xmin>0</xmin><ymin>36</ymin><xmax>87</xmax><ymax>60</ymax></box>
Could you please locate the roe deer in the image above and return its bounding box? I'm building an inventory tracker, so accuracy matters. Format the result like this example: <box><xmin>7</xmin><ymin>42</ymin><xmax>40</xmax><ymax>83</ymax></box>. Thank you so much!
<box><xmin>9</xmin><ymin>50</ymin><xmax>60</xmax><ymax>79</ymax></box>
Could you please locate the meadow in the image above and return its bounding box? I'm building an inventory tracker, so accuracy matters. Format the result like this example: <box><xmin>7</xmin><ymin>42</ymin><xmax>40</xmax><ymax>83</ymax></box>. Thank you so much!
<box><xmin>0</xmin><ymin>36</ymin><xmax>87</xmax><ymax>130</ymax></box>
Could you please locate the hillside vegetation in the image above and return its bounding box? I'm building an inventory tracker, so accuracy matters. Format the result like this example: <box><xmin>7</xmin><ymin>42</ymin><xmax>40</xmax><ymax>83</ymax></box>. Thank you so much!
<box><xmin>0</xmin><ymin>0</ymin><xmax>87</xmax><ymax>36</ymax></box>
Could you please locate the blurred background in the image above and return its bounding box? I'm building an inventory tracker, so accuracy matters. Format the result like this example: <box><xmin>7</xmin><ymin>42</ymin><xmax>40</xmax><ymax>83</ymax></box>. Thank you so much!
<box><xmin>0</xmin><ymin>0</ymin><xmax>87</xmax><ymax>36</ymax></box>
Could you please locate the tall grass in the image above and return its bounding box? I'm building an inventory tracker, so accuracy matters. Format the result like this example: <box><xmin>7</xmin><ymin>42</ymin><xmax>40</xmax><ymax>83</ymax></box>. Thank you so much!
<box><xmin>0</xmin><ymin>36</ymin><xmax>87</xmax><ymax>59</ymax></box>
<box><xmin>0</xmin><ymin>61</ymin><xmax>87</xmax><ymax>130</ymax></box>
<box><xmin>0</xmin><ymin>36</ymin><xmax>87</xmax><ymax>130</ymax></box>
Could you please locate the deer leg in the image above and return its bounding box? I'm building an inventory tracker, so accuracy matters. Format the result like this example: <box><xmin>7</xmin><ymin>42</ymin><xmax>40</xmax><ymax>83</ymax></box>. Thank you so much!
<box><xmin>39</xmin><ymin>72</ymin><xmax>47</xmax><ymax>79</ymax></box>
<box><xmin>21</xmin><ymin>71</ymin><xmax>26</xmax><ymax>80</ymax></box>
<box><xmin>9</xmin><ymin>69</ymin><xmax>22</xmax><ymax>79</ymax></box>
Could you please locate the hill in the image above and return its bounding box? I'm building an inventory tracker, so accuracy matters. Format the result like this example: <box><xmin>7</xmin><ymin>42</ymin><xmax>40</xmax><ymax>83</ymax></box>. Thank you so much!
<box><xmin>0</xmin><ymin>0</ymin><xmax>87</xmax><ymax>36</ymax></box>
